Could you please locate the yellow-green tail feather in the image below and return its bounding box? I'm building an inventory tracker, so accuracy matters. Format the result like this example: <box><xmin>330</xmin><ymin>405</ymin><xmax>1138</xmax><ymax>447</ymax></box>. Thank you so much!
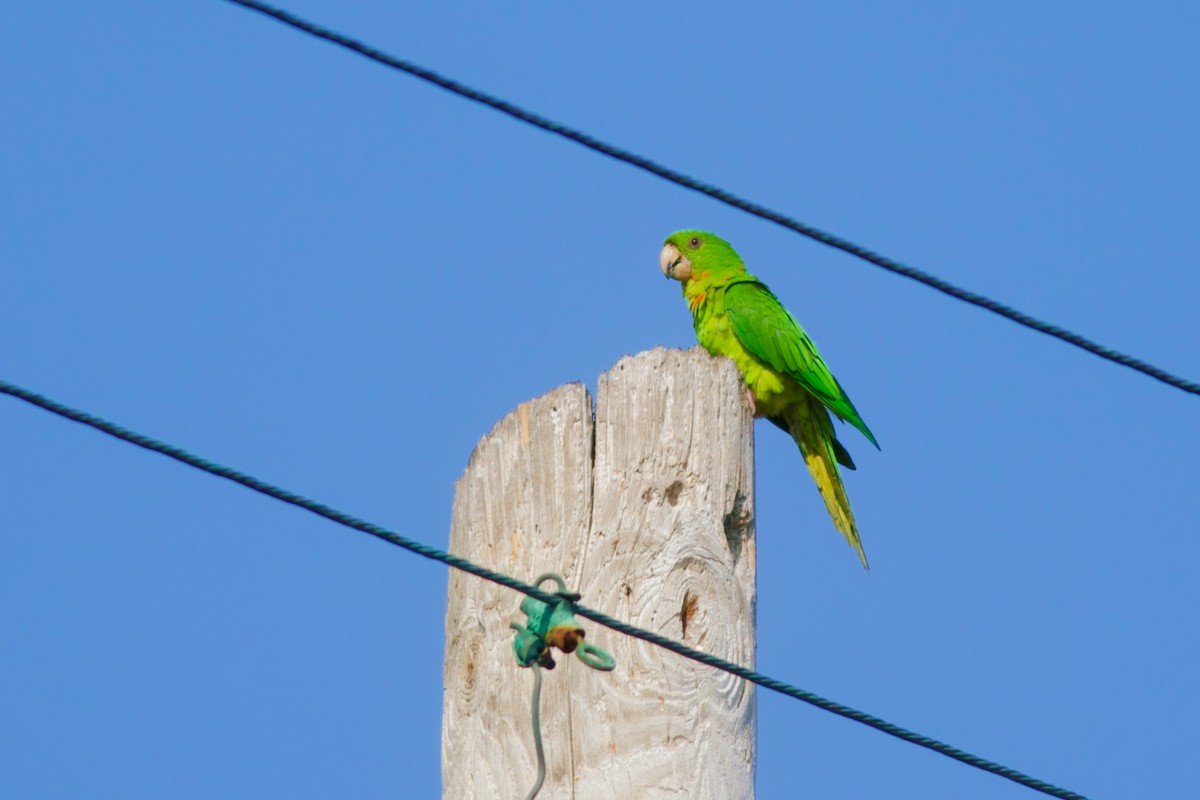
<box><xmin>788</xmin><ymin>396</ymin><xmax>869</xmax><ymax>570</ymax></box>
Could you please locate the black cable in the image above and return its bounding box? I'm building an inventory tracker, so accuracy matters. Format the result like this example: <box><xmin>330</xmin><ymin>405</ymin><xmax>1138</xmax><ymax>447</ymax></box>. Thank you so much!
<box><xmin>218</xmin><ymin>0</ymin><xmax>1200</xmax><ymax>398</ymax></box>
<box><xmin>1</xmin><ymin>377</ymin><xmax>1088</xmax><ymax>799</ymax></box>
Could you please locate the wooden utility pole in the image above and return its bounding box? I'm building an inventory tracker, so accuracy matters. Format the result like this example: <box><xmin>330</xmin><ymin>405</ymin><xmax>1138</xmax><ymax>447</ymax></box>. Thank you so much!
<box><xmin>442</xmin><ymin>347</ymin><xmax>757</xmax><ymax>799</ymax></box>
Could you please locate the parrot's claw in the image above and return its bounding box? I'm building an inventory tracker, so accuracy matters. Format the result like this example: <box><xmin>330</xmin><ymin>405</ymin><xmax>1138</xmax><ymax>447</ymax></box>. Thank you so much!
<box><xmin>744</xmin><ymin>387</ymin><xmax>757</xmax><ymax>416</ymax></box>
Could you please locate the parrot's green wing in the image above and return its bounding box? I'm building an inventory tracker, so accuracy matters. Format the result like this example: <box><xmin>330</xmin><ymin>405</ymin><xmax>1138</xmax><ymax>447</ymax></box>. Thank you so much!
<box><xmin>725</xmin><ymin>280</ymin><xmax>879</xmax><ymax>449</ymax></box>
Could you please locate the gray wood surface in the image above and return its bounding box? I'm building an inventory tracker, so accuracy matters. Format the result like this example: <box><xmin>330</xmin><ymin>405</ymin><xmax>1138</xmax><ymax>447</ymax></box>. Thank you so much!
<box><xmin>443</xmin><ymin>347</ymin><xmax>757</xmax><ymax>799</ymax></box>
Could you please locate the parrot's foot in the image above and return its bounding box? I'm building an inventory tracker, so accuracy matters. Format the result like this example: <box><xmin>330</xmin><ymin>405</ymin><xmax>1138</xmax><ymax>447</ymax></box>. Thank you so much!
<box><xmin>744</xmin><ymin>387</ymin><xmax>757</xmax><ymax>416</ymax></box>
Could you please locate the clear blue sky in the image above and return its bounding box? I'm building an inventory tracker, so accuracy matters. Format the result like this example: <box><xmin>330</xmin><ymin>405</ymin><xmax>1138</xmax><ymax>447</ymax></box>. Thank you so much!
<box><xmin>4</xmin><ymin>2</ymin><xmax>1198</xmax><ymax>798</ymax></box>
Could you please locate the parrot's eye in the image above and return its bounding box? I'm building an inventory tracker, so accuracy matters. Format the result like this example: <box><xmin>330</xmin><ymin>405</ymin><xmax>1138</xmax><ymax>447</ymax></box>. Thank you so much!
<box><xmin>688</xmin><ymin>237</ymin><xmax>702</xmax><ymax>249</ymax></box>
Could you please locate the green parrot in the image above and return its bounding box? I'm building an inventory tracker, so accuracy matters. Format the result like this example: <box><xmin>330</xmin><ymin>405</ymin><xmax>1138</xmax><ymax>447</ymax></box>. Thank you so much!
<box><xmin>659</xmin><ymin>230</ymin><xmax>879</xmax><ymax>569</ymax></box>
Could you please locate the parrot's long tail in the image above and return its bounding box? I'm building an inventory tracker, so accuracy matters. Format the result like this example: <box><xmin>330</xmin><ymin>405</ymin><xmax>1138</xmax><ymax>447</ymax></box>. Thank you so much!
<box><xmin>789</xmin><ymin>397</ymin><xmax>869</xmax><ymax>570</ymax></box>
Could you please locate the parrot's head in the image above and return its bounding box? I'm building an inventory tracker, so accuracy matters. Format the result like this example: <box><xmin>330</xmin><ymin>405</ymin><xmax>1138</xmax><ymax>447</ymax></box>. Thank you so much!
<box><xmin>659</xmin><ymin>230</ymin><xmax>745</xmax><ymax>284</ymax></box>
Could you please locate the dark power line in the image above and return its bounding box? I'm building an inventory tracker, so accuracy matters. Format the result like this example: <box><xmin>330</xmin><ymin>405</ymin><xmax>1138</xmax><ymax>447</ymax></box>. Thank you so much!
<box><xmin>1</xmin><ymin>377</ymin><xmax>1088</xmax><ymax>800</ymax></box>
<box><xmin>220</xmin><ymin>0</ymin><xmax>1200</xmax><ymax>398</ymax></box>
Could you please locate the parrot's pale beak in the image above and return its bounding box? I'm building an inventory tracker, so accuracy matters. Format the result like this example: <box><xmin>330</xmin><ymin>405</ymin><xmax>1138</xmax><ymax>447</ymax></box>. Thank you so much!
<box><xmin>659</xmin><ymin>243</ymin><xmax>693</xmax><ymax>281</ymax></box>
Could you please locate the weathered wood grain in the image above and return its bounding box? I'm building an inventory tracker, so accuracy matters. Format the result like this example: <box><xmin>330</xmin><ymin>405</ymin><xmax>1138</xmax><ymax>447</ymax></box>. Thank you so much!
<box><xmin>443</xmin><ymin>347</ymin><xmax>756</xmax><ymax>799</ymax></box>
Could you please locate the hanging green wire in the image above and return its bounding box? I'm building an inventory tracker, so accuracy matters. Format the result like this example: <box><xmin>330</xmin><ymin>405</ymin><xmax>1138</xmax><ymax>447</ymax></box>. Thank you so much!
<box><xmin>523</xmin><ymin>665</ymin><xmax>546</xmax><ymax>800</ymax></box>
<box><xmin>511</xmin><ymin>574</ymin><xmax>615</xmax><ymax>799</ymax></box>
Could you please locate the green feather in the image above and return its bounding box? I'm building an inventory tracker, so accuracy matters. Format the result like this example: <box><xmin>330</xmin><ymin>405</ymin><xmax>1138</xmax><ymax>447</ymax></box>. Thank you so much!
<box><xmin>724</xmin><ymin>281</ymin><xmax>879</xmax><ymax>449</ymax></box>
